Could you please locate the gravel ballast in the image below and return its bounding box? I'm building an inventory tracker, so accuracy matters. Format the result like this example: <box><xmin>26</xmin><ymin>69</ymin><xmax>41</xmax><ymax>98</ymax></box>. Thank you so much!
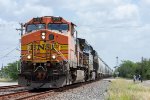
<box><xmin>44</xmin><ymin>79</ymin><xmax>111</xmax><ymax>100</ymax></box>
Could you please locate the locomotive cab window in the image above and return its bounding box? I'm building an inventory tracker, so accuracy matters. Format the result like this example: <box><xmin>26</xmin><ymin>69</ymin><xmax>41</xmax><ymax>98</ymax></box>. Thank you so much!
<box><xmin>48</xmin><ymin>23</ymin><xmax>69</xmax><ymax>33</ymax></box>
<box><xmin>26</xmin><ymin>24</ymin><xmax>46</xmax><ymax>33</ymax></box>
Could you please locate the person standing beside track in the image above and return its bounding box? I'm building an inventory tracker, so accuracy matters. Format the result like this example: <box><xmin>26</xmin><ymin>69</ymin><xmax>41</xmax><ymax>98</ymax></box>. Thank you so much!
<box><xmin>139</xmin><ymin>74</ymin><xmax>143</xmax><ymax>83</ymax></box>
<box><xmin>133</xmin><ymin>75</ymin><xmax>136</xmax><ymax>83</ymax></box>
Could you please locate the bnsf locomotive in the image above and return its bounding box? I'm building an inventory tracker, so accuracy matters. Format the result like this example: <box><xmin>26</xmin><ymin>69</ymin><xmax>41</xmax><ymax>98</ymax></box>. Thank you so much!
<box><xmin>18</xmin><ymin>16</ymin><xmax>113</xmax><ymax>88</ymax></box>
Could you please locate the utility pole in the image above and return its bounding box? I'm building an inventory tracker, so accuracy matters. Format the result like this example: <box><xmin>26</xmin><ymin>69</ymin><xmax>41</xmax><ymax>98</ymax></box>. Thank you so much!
<box><xmin>16</xmin><ymin>23</ymin><xmax>24</xmax><ymax>36</ymax></box>
<box><xmin>116</xmin><ymin>56</ymin><xmax>118</xmax><ymax>67</ymax></box>
<box><xmin>16</xmin><ymin>23</ymin><xmax>24</xmax><ymax>52</ymax></box>
<box><xmin>115</xmin><ymin>56</ymin><xmax>119</xmax><ymax>77</ymax></box>
<box><xmin>141</xmin><ymin>57</ymin><xmax>144</xmax><ymax>77</ymax></box>
<box><xmin>16</xmin><ymin>23</ymin><xmax>24</xmax><ymax>70</ymax></box>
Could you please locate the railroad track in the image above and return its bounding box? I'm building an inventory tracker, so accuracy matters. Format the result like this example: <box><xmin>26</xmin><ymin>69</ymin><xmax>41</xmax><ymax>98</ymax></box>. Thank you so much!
<box><xmin>0</xmin><ymin>89</ymin><xmax>55</xmax><ymax>100</ymax></box>
<box><xmin>0</xmin><ymin>80</ymin><xmax>99</xmax><ymax>100</ymax></box>
<box><xmin>16</xmin><ymin>90</ymin><xmax>55</xmax><ymax>100</ymax></box>
<box><xmin>0</xmin><ymin>90</ymin><xmax>29</xmax><ymax>100</ymax></box>
<box><xmin>0</xmin><ymin>85</ymin><xmax>22</xmax><ymax>90</ymax></box>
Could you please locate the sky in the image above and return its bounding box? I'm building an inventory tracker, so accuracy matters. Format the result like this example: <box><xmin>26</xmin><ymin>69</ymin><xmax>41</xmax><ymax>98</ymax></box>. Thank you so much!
<box><xmin>0</xmin><ymin>0</ymin><xmax>150</xmax><ymax>69</ymax></box>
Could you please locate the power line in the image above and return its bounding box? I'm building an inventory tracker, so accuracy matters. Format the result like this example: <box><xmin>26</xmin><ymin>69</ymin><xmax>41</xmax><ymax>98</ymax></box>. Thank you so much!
<box><xmin>78</xmin><ymin>24</ymin><xmax>143</xmax><ymax>29</ymax></box>
<box><xmin>1</xmin><ymin>56</ymin><xmax>20</xmax><ymax>60</ymax></box>
<box><xmin>0</xmin><ymin>47</ymin><xmax>18</xmax><ymax>59</ymax></box>
<box><xmin>0</xmin><ymin>47</ymin><xmax>11</xmax><ymax>52</ymax></box>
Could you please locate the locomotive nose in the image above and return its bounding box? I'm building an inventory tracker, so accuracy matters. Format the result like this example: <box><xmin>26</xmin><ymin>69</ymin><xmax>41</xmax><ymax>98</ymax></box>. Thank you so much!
<box><xmin>21</xmin><ymin>29</ymin><xmax>68</xmax><ymax>63</ymax></box>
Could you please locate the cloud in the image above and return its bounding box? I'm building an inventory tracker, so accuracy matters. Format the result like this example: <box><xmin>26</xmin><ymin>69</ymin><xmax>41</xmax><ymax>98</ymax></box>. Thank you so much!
<box><xmin>138</xmin><ymin>0</ymin><xmax>150</xmax><ymax>24</ymax></box>
<box><xmin>110</xmin><ymin>4</ymin><xmax>139</xmax><ymax>21</ymax></box>
<box><xmin>141</xmin><ymin>0</ymin><xmax>150</xmax><ymax>5</ymax></box>
<box><xmin>14</xmin><ymin>3</ymin><xmax>53</xmax><ymax>22</ymax></box>
<box><xmin>60</xmin><ymin>0</ymin><xmax>140</xmax><ymax>28</ymax></box>
<box><xmin>0</xmin><ymin>0</ymin><xmax>53</xmax><ymax>22</ymax></box>
<box><xmin>0</xmin><ymin>18</ymin><xmax>19</xmax><ymax>48</ymax></box>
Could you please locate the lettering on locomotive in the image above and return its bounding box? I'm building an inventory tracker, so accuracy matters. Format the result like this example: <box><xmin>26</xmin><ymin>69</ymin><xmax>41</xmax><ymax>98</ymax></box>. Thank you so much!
<box><xmin>22</xmin><ymin>41</ymin><xmax>68</xmax><ymax>53</ymax></box>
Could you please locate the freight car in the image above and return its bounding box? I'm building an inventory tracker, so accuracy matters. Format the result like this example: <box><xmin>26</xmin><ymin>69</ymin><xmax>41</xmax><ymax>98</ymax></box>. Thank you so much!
<box><xmin>18</xmin><ymin>16</ymin><xmax>113</xmax><ymax>89</ymax></box>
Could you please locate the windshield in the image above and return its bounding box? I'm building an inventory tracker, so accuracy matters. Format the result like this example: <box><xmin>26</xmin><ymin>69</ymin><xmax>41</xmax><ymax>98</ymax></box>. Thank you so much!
<box><xmin>48</xmin><ymin>24</ymin><xmax>69</xmax><ymax>32</ymax></box>
<box><xmin>26</xmin><ymin>24</ymin><xmax>46</xmax><ymax>33</ymax></box>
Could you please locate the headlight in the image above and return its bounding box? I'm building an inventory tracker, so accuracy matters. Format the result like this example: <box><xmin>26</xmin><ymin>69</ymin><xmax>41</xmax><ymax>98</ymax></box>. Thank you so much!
<box><xmin>41</xmin><ymin>32</ymin><xmax>46</xmax><ymax>39</ymax></box>
<box><xmin>42</xmin><ymin>35</ymin><xmax>46</xmax><ymax>39</ymax></box>
<box><xmin>27</xmin><ymin>55</ymin><xmax>31</xmax><ymax>59</ymax></box>
<box><xmin>52</xmin><ymin>55</ymin><xmax>56</xmax><ymax>59</ymax></box>
<box><xmin>42</xmin><ymin>32</ymin><xmax>46</xmax><ymax>36</ymax></box>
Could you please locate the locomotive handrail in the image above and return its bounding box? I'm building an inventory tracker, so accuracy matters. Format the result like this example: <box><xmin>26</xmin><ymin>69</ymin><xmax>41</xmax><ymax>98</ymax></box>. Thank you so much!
<box><xmin>34</xmin><ymin>64</ymin><xmax>47</xmax><ymax>72</ymax></box>
<box><xmin>17</xmin><ymin>61</ymin><xmax>21</xmax><ymax>72</ymax></box>
<box><xmin>53</xmin><ymin>47</ymin><xmax>68</xmax><ymax>61</ymax></box>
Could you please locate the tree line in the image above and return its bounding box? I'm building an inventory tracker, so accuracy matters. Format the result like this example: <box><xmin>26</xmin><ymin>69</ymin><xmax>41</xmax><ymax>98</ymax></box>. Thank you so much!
<box><xmin>116</xmin><ymin>58</ymin><xmax>150</xmax><ymax>79</ymax></box>
<box><xmin>0</xmin><ymin>61</ymin><xmax>20</xmax><ymax>80</ymax></box>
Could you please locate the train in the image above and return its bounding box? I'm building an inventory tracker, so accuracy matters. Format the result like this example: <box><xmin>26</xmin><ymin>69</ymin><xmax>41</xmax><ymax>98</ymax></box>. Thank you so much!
<box><xmin>18</xmin><ymin>16</ymin><xmax>113</xmax><ymax>89</ymax></box>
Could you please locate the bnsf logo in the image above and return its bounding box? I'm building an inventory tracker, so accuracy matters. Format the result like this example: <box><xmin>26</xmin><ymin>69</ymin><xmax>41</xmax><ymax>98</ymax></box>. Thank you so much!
<box><xmin>28</xmin><ymin>44</ymin><xmax>54</xmax><ymax>51</ymax></box>
<box><xmin>23</xmin><ymin>42</ymin><xmax>68</xmax><ymax>51</ymax></box>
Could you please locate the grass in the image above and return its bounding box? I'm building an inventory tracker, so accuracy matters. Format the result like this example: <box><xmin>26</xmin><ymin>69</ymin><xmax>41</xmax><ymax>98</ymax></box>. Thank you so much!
<box><xmin>107</xmin><ymin>78</ymin><xmax>150</xmax><ymax>100</ymax></box>
<box><xmin>0</xmin><ymin>78</ymin><xmax>14</xmax><ymax>82</ymax></box>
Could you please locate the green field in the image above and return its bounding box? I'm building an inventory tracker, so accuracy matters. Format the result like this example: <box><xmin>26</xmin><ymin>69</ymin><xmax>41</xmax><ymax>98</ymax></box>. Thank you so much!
<box><xmin>108</xmin><ymin>78</ymin><xmax>150</xmax><ymax>100</ymax></box>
